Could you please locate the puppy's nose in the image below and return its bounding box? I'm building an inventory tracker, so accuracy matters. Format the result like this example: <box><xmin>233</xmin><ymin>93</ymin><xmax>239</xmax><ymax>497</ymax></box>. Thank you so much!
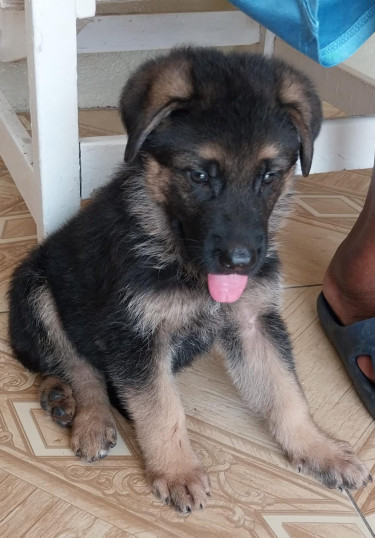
<box><xmin>219</xmin><ymin>247</ymin><xmax>255</xmax><ymax>271</ymax></box>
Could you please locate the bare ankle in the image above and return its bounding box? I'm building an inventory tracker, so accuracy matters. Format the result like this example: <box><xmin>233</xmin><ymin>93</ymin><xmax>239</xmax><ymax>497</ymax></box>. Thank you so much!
<box><xmin>323</xmin><ymin>265</ymin><xmax>375</xmax><ymax>325</ymax></box>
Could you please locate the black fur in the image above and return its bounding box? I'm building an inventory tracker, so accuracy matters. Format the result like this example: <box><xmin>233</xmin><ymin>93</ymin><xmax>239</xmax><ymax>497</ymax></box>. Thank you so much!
<box><xmin>260</xmin><ymin>310</ymin><xmax>295</xmax><ymax>371</ymax></box>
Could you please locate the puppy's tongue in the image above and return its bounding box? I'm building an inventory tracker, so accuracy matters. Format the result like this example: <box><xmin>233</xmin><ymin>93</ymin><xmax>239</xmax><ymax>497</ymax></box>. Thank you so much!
<box><xmin>207</xmin><ymin>274</ymin><xmax>248</xmax><ymax>303</ymax></box>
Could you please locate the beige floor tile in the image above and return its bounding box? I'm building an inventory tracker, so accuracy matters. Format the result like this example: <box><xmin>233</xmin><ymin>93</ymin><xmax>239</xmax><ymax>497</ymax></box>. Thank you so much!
<box><xmin>0</xmin><ymin>473</ymin><xmax>35</xmax><ymax>523</ymax></box>
<box><xmin>1</xmin><ymin>216</ymin><xmax>36</xmax><ymax>240</ymax></box>
<box><xmin>0</xmin><ymin>172</ymin><xmax>37</xmax><ymax>312</ymax></box>
<box><xmin>0</xmin><ymin>238</ymin><xmax>37</xmax><ymax>313</ymax></box>
<box><xmin>0</xmin><ymin>486</ymin><xmax>58</xmax><ymax>536</ymax></box>
<box><xmin>1</xmin><ymin>109</ymin><xmax>374</xmax><ymax>537</ymax></box>
<box><xmin>0</xmin><ymin>470</ymin><xmax>133</xmax><ymax>538</ymax></box>
<box><xmin>279</xmin><ymin>170</ymin><xmax>369</xmax><ymax>287</ymax></box>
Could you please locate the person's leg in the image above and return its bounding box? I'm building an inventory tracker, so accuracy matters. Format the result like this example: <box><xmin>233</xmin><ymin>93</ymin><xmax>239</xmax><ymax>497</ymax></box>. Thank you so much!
<box><xmin>322</xmin><ymin>159</ymin><xmax>375</xmax><ymax>381</ymax></box>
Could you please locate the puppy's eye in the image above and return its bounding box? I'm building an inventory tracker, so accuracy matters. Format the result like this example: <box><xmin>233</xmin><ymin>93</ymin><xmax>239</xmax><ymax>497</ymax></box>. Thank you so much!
<box><xmin>189</xmin><ymin>170</ymin><xmax>208</xmax><ymax>184</ymax></box>
<box><xmin>263</xmin><ymin>171</ymin><xmax>280</xmax><ymax>185</ymax></box>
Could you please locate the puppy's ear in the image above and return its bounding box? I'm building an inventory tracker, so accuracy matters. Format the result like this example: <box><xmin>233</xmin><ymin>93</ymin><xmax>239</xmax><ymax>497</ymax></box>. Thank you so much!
<box><xmin>275</xmin><ymin>63</ymin><xmax>322</xmax><ymax>176</ymax></box>
<box><xmin>120</xmin><ymin>53</ymin><xmax>193</xmax><ymax>162</ymax></box>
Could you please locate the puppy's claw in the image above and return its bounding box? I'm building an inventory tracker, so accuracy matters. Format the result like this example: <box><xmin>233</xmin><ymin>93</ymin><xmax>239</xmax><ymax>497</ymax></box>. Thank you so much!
<box><xmin>151</xmin><ymin>467</ymin><xmax>210</xmax><ymax>512</ymax></box>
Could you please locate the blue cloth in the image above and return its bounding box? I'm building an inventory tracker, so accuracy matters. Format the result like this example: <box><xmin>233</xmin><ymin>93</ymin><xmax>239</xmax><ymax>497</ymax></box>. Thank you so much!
<box><xmin>229</xmin><ymin>0</ymin><xmax>375</xmax><ymax>67</ymax></box>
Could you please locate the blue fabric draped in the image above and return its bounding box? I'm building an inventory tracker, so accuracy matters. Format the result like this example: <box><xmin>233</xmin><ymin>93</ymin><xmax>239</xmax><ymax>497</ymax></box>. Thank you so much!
<box><xmin>229</xmin><ymin>0</ymin><xmax>375</xmax><ymax>67</ymax></box>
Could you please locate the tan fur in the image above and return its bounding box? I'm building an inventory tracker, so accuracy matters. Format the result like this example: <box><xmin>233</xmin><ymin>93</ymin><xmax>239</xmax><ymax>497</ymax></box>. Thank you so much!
<box><xmin>279</xmin><ymin>78</ymin><xmax>308</xmax><ymax>107</ymax></box>
<box><xmin>122</xmin><ymin>57</ymin><xmax>193</xmax><ymax>162</ymax></box>
<box><xmin>33</xmin><ymin>286</ymin><xmax>117</xmax><ymax>461</ymax></box>
<box><xmin>257</xmin><ymin>143</ymin><xmax>281</xmax><ymax>162</ymax></box>
<box><xmin>124</xmin><ymin>285</ymin><xmax>219</xmax><ymax>335</ymax></box>
<box><xmin>283</xmin><ymin>166</ymin><xmax>297</xmax><ymax>191</ymax></box>
<box><xmin>126</xmin><ymin>176</ymin><xmax>181</xmax><ymax>268</ymax></box>
<box><xmin>223</xmin><ymin>293</ymin><xmax>369</xmax><ymax>488</ymax></box>
<box><xmin>144</xmin><ymin>157</ymin><xmax>171</xmax><ymax>204</ymax></box>
<box><xmin>124</xmin><ymin>341</ymin><xmax>210</xmax><ymax>511</ymax></box>
<box><xmin>149</xmin><ymin>59</ymin><xmax>192</xmax><ymax>113</ymax></box>
<box><xmin>198</xmin><ymin>142</ymin><xmax>226</xmax><ymax>164</ymax></box>
<box><xmin>268</xmin><ymin>165</ymin><xmax>297</xmax><ymax>237</ymax></box>
<box><xmin>278</xmin><ymin>73</ymin><xmax>314</xmax><ymax>172</ymax></box>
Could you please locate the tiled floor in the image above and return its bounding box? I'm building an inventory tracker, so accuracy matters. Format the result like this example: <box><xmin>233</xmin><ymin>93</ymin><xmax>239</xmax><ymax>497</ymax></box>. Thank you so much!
<box><xmin>0</xmin><ymin>108</ymin><xmax>374</xmax><ymax>537</ymax></box>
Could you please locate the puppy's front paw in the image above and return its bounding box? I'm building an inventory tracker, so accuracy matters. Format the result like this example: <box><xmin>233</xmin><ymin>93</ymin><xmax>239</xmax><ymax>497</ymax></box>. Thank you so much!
<box><xmin>151</xmin><ymin>465</ymin><xmax>211</xmax><ymax>513</ymax></box>
<box><xmin>293</xmin><ymin>439</ymin><xmax>371</xmax><ymax>490</ymax></box>
<box><xmin>71</xmin><ymin>411</ymin><xmax>117</xmax><ymax>462</ymax></box>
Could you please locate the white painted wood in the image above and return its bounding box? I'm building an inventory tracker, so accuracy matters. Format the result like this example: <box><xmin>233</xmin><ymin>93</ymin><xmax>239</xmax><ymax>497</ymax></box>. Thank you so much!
<box><xmin>80</xmin><ymin>135</ymin><xmax>127</xmax><ymax>198</ymax></box>
<box><xmin>1</xmin><ymin>10</ymin><xmax>261</xmax><ymax>63</ymax></box>
<box><xmin>0</xmin><ymin>10</ymin><xmax>26</xmax><ymax>61</ymax></box>
<box><xmin>80</xmin><ymin>117</ymin><xmax>375</xmax><ymax>197</ymax></box>
<box><xmin>276</xmin><ymin>39</ymin><xmax>375</xmax><ymax>116</ymax></box>
<box><xmin>0</xmin><ymin>0</ymin><xmax>96</xmax><ymax>15</ymax></box>
<box><xmin>260</xmin><ymin>28</ymin><xmax>275</xmax><ymax>57</ymax></box>
<box><xmin>0</xmin><ymin>0</ymin><xmax>23</xmax><ymax>8</ymax></box>
<box><xmin>0</xmin><ymin>2</ymin><xmax>95</xmax><ymax>63</ymax></box>
<box><xmin>0</xmin><ymin>0</ymin><xmax>117</xmax><ymax>7</ymax></box>
<box><xmin>76</xmin><ymin>0</ymin><xmax>96</xmax><ymax>19</ymax></box>
<box><xmin>0</xmin><ymin>90</ymin><xmax>38</xmax><ymax>217</ymax></box>
<box><xmin>344</xmin><ymin>33</ymin><xmax>375</xmax><ymax>82</ymax></box>
<box><xmin>309</xmin><ymin>116</ymin><xmax>375</xmax><ymax>175</ymax></box>
<box><xmin>25</xmin><ymin>0</ymin><xmax>81</xmax><ymax>239</ymax></box>
<box><xmin>77</xmin><ymin>12</ymin><xmax>261</xmax><ymax>53</ymax></box>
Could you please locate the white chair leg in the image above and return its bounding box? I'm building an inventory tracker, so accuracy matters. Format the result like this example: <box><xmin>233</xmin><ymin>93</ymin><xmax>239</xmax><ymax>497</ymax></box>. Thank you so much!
<box><xmin>0</xmin><ymin>10</ymin><xmax>26</xmax><ymax>62</ymax></box>
<box><xmin>261</xmin><ymin>28</ymin><xmax>275</xmax><ymax>57</ymax></box>
<box><xmin>25</xmin><ymin>0</ymin><xmax>81</xmax><ymax>239</ymax></box>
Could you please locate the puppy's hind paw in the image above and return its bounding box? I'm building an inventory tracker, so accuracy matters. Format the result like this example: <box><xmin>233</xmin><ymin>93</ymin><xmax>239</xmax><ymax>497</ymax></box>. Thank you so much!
<box><xmin>40</xmin><ymin>376</ymin><xmax>76</xmax><ymax>428</ymax></box>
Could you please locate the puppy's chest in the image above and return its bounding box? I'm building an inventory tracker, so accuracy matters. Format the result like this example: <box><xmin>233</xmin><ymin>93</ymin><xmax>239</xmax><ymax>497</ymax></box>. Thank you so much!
<box><xmin>129</xmin><ymin>284</ymin><xmax>220</xmax><ymax>334</ymax></box>
<box><xmin>169</xmin><ymin>298</ymin><xmax>222</xmax><ymax>372</ymax></box>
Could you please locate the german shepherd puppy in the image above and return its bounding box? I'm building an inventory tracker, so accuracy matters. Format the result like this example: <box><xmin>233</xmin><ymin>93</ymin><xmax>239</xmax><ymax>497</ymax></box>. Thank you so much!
<box><xmin>8</xmin><ymin>48</ymin><xmax>370</xmax><ymax>513</ymax></box>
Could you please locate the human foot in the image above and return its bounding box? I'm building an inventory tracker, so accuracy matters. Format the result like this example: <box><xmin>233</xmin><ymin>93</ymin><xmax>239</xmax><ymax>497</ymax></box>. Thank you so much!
<box><xmin>317</xmin><ymin>292</ymin><xmax>375</xmax><ymax>417</ymax></box>
<box><xmin>323</xmin><ymin>269</ymin><xmax>375</xmax><ymax>382</ymax></box>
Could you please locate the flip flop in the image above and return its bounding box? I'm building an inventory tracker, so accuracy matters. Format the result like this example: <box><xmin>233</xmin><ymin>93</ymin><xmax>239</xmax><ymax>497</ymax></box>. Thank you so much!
<box><xmin>317</xmin><ymin>292</ymin><xmax>375</xmax><ymax>418</ymax></box>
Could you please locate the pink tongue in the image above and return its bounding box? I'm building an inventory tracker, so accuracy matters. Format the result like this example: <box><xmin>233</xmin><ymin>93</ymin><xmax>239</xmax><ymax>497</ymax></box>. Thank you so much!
<box><xmin>207</xmin><ymin>274</ymin><xmax>248</xmax><ymax>303</ymax></box>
